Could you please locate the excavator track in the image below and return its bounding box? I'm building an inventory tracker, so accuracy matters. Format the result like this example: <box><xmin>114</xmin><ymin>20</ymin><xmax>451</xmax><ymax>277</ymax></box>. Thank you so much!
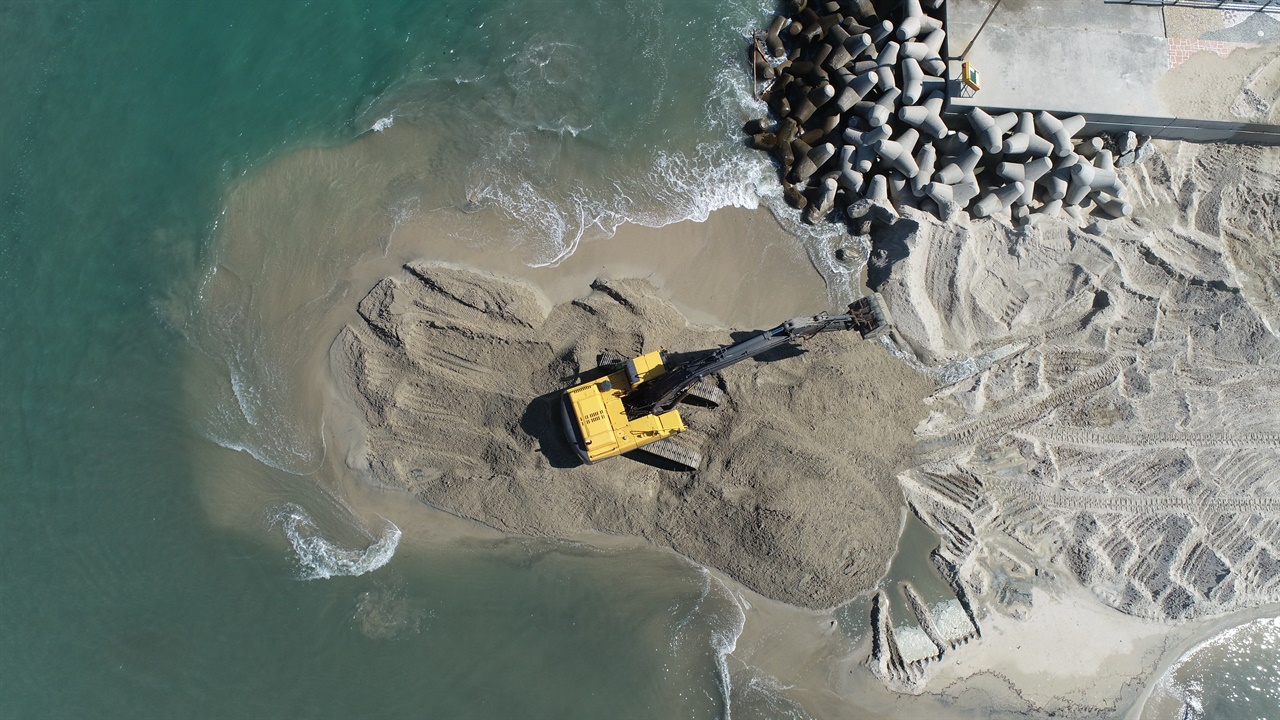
<box><xmin>684</xmin><ymin>378</ymin><xmax>726</xmax><ymax>407</ymax></box>
<box><xmin>639</xmin><ymin>438</ymin><xmax>703</xmax><ymax>471</ymax></box>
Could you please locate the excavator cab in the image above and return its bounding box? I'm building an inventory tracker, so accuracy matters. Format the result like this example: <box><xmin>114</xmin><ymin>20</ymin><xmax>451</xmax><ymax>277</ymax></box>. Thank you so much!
<box><xmin>559</xmin><ymin>350</ymin><xmax>688</xmax><ymax>465</ymax></box>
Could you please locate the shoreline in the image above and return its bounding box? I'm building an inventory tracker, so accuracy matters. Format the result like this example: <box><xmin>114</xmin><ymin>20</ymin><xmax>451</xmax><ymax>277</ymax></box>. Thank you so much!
<box><xmin>183</xmin><ymin>109</ymin><xmax>1280</xmax><ymax>718</ymax></box>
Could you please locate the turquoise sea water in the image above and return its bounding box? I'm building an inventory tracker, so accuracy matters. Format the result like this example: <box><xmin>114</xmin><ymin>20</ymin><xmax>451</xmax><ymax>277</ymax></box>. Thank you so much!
<box><xmin>1</xmin><ymin>1</ymin><xmax>772</xmax><ymax>716</ymax></box>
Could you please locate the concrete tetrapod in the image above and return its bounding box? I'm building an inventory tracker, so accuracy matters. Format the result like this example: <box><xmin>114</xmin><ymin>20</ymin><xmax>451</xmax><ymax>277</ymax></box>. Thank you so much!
<box><xmin>868</xmin><ymin>19</ymin><xmax>894</xmax><ymax>48</ymax></box>
<box><xmin>1035</xmin><ymin>112</ymin><xmax>1088</xmax><ymax>157</ymax></box>
<box><xmin>792</xmin><ymin>82</ymin><xmax>834</xmax><ymax>124</ymax></box>
<box><xmin>1002</xmin><ymin>112</ymin><xmax>1054</xmax><ymax>156</ymax></box>
<box><xmin>900</xmin><ymin>40</ymin><xmax>930</xmax><ymax>61</ymax></box>
<box><xmin>824</xmin><ymin>24</ymin><xmax>852</xmax><ymax>69</ymax></box>
<box><xmin>1078</xmin><ymin>136</ymin><xmax>1105</xmax><ymax>159</ymax></box>
<box><xmin>1094</xmin><ymin>192</ymin><xmax>1133</xmax><ymax>218</ymax></box>
<box><xmin>887</xmin><ymin>171</ymin><xmax>914</xmax><ymax>208</ymax></box>
<box><xmin>866</xmin><ymin>87</ymin><xmax>901</xmax><ymax>128</ymax></box>
<box><xmin>919</xmin><ymin>28</ymin><xmax>947</xmax><ymax>76</ymax></box>
<box><xmin>848</xmin><ymin>173</ymin><xmax>897</xmax><ymax>221</ymax></box>
<box><xmin>996</xmin><ymin>157</ymin><xmax>1052</xmax><ymax>205</ymax></box>
<box><xmin>912</xmin><ymin>143</ymin><xmax>937</xmax><ymax>197</ymax></box>
<box><xmin>791</xmin><ymin>141</ymin><xmax>836</xmax><ymax>184</ymax></box>
<box><xmin>876</xmin><ymin>128</ymin><xmax>922</xmax><ymax>178</ymax></box>
<box><xmin>838</xmin><ymin>166</ymin><xmax>865</xmax><ymax>194</ymax></box>
<box><xmin>935</xmin><ymin>130</ymin><xmax>972</xmax><ymax>156</ymax></box>
<box><xmin>1031</xmin><ymin>198</ymin><xmax>1063</xmax><ymax>223</ymax></box>
<box><xmin>971</xmin><ymin>181</ymin><xmax>1025</xmax><ymax>218</ymax></box>
<box><xmin>1069</xmin><ymin>158</ymin><xmax>1123</xmax><ymax>197</ymax></box>
<box><xmin>897</xmin><ymin>13</ymin><xmax>942</xmax><ymax>41</ymax></box>
<box><xmin>843</xmin><ymin>124</ymin><xmax>890</xmax><ymax>148</ymax></box>
<box><xmin>898</xmin><ymin>93</ymin><xmax>947</xmax><ymax>139</ymax></box>
<box><xmin>846</xmin><ymin>32</ymin><xmax>873</xmax><ymax>60</ymax></box>
<box><xmin>1048</xmin><ymin>152</ymin><xmax>1083</xmax><ymax>199</ymax></box>
<box><xmin>876</xmin><ymin>41</ymin><xmax>900</xmax><ymax>92</ymax></box>
<box><xmin>967</xmin><ymin>107</ymin><xmax>1017</xmax><ymax>154</ymax></box>
<box><xmin>924</xmin><ymin>177</ymin><xmax>981</xmax><ymax>212</ymax></box>
<box><xmin>934</xmin><ymin>145</ymin><xmax>983</xmax><ymax>185</ymax></box>
<box><xmin>900</xmin><ymin>57</ymin><xmax>925</xmax><ymax>105</ymax></box>
<box><xmin>765</xmin><ymin>15</ymin><xmax>788</xmax><ymax>58</ymax></box>
<box><xmin>1095</xmin><ymin>147</ymin><xmax>1116</xmax><ymax>172</ymax></box>
<box><xmin>804</xmin><ymin>176</ymin><xmax>840</xmax><ymax>223</ymax></box>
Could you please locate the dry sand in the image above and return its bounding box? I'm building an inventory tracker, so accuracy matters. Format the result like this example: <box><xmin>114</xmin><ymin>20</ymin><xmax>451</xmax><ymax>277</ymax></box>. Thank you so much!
<box><xmin>857</xmin><ymin>141</ymin><xmax>1280</xmax><ymax>708</ymax></box>
<box><xmin>331</xmin><ymin>261</ymin><xmax>933</xmax><ymax>609</ymax></box>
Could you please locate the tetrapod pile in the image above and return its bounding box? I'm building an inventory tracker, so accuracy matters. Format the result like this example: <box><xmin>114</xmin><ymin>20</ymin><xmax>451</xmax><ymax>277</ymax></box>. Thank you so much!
<box><xmin>746</xmin><ymin>0</ymin><xmax>1143</xmax><ymax>231</ymax></box>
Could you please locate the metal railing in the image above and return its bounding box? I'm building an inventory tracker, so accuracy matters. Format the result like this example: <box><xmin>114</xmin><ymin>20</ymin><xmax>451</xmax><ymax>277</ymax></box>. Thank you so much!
<box><xmin>1106</xmin><ymin>0</ymin><xmax>1280</xmax><ymax>12</ymax></box>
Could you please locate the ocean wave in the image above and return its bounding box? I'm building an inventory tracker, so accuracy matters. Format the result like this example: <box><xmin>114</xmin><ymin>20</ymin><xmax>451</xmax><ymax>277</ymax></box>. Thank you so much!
<box><xmin>466</xmin><ymin>130</ymin><xmax>776</xmax><ymax>268</ymax></box>
<box><xmin>710</xmin><ymin>580</ymin><xmax>748</xmax><ymax>720</ymax></box>
<box><xmin>670</xmin><ymin>569</ymin><xmax>750</xmax><ymax>720</ymax></box>
<box><xmin>272</xmin><ymin>503</ymin><xmax>400</xmax><ymax>580</ymax></box>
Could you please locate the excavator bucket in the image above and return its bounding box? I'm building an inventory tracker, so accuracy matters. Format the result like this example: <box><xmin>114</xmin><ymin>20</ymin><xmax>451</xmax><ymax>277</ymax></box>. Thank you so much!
<box><xmin>848</xmin><ymin>292</ymin><xmax>892</xmax><ymax>340</ymax></box>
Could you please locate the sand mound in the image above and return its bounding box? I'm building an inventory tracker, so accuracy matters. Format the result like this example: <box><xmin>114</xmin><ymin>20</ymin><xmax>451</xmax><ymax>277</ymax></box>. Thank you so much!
<box><xmin>874</xmin><ymin>142</ymin><xmax>1280</xmax><ymax>632</ymax></box>
<box><xmin>332</xmin><ymin>262</ymin><xmax>933</xmax><ymax>609</ymax></box>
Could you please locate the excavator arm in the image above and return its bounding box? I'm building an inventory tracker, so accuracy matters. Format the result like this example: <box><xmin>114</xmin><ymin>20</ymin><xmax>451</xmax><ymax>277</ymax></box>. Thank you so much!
<box><xmin>623</xmin><ymin>293</ymin><xmax>890</xmax><ymax>418</ymax></box>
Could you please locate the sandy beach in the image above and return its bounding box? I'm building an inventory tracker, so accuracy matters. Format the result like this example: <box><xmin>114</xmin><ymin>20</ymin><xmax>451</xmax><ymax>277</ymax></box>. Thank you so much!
<box><xmin>175</xmin><ymin>107</ymin><xmax>1280</xmax><ymax>716</ymax></box>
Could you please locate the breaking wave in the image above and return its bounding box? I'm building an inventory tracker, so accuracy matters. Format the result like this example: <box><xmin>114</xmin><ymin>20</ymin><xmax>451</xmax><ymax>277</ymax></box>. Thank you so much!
<box><xmin>670</xmin><ymin>568</ymin><xmax>751</xmax><ymax>720</ymax></box>
<box><xmin>272</xmin><ymin>503</ymin><xmax>400</xmax><ymax>580</ymax></box>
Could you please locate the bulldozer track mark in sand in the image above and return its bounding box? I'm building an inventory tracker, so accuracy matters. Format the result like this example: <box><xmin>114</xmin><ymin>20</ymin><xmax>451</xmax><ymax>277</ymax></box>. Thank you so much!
<box><xmin>1029</xmin><ymin>427</ymin><xmax>1280</xmax><ymax>450</ymax></box>
<box><xmin>916</xmin><ymin>356</ymin><xmax>1130</xmax><ymax>455</ymax></box>
<box><xmin>985</xmin><ymin>477</ymin><xmax>1280</xmax><ymax>514</ymax></box>
<box><xmin>408</xmin><ymin>346</ymin><xmax>496</xmax><ymax>383</ymax></box>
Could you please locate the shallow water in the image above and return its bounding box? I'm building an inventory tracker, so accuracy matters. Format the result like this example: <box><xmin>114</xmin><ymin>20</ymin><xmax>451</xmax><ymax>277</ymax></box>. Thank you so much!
<box><xmin>1141</xmin><ymin>616</ymin><xmax>1280</xmax><ymax>720</ymax></box>
<box><xmin>2</xmin><ymin>0</ymin><xmax>789</xmax><ymax>715</ymax></box>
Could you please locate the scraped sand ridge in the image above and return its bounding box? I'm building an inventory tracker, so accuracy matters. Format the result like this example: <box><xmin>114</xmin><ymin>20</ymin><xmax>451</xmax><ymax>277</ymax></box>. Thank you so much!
<box><xmin>866</xmin><ymin>141</ymin><xmax>1280</xmax><ymax>694</ymax></box>
<box><xmin>333</xmin><ymin>263</ymin><xmax>933</xmax><ymax>609</ymax></box>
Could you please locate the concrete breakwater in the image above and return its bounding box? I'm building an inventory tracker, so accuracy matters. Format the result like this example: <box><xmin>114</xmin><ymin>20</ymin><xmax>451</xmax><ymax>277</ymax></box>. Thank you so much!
<box><xmin>746</xmin><ymin>0</ymin><xmax>1149</xmax><ymax>233</ymax></box>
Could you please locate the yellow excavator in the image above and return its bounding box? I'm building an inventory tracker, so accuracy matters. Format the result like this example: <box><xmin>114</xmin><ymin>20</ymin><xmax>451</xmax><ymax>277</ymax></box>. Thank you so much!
<box><xmin>559</xmin><ymin>293</ymin><xmax>892</xmax><ymax>469</ymax></box>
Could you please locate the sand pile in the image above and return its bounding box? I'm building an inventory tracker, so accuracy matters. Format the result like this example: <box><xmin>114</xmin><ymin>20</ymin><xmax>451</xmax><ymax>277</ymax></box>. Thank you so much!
<box><xmin>862</xmin><ymin>141</ymin><xmax>1280</xmax><ymax>678</ymax></box>
<box><xmin>332</xmin><ymin>262</ymin><xmax>933</xmax><ymax>609</ymax></box>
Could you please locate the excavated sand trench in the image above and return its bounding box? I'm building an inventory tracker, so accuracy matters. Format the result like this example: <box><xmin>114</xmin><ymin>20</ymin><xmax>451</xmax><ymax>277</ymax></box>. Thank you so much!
<box><xmin>333</xmin><ymin>262</ymin><xmax>933</xmax><ymax>609</ymax></box>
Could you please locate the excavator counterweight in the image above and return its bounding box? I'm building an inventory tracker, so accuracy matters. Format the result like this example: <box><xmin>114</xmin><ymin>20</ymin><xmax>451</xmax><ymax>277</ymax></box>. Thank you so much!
<box><xmin>559</xmin><ymin>292</ymin><xmax>892</xmax><ymax>468</ymax></box>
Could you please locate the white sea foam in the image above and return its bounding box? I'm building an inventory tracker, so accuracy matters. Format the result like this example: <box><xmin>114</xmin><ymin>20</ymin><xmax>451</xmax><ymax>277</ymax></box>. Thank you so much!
<box><xmin>711</xmin><ymin>584</ymin><xmax>748</xmax><ymax>720</ymax></box>
<box><xmin>371</xmin><ymin>114</ymin><xmax>394</xmax><ymax>132</ymax></box>
<box><xmin>665</xmin><ymin>568</ymin><xmax>750</xmax><ymax>720</ymax></box>
<box><xmin>272</xmin><ymin>503</ymin><xmax>400</xmax><ymax>580</ymax></box>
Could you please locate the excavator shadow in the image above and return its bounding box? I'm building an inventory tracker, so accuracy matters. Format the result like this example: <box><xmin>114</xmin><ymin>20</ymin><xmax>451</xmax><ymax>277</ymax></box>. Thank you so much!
<box><xmin>725</xmin><ymin>332</ymin><xmax>806</xmax><ymax>362</ymax></box>
<box><xmin>520</xmin><ymin>390</ymin><xmax>585</xmax><ymax>469</ymax></box>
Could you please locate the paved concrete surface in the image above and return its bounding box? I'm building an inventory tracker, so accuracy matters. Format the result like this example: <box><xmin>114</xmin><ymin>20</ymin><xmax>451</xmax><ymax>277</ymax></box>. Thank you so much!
<box><xmin>946</xmin><ymin>0</ymin><xmax>1280</xmax><ymax>125</ymax></box>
